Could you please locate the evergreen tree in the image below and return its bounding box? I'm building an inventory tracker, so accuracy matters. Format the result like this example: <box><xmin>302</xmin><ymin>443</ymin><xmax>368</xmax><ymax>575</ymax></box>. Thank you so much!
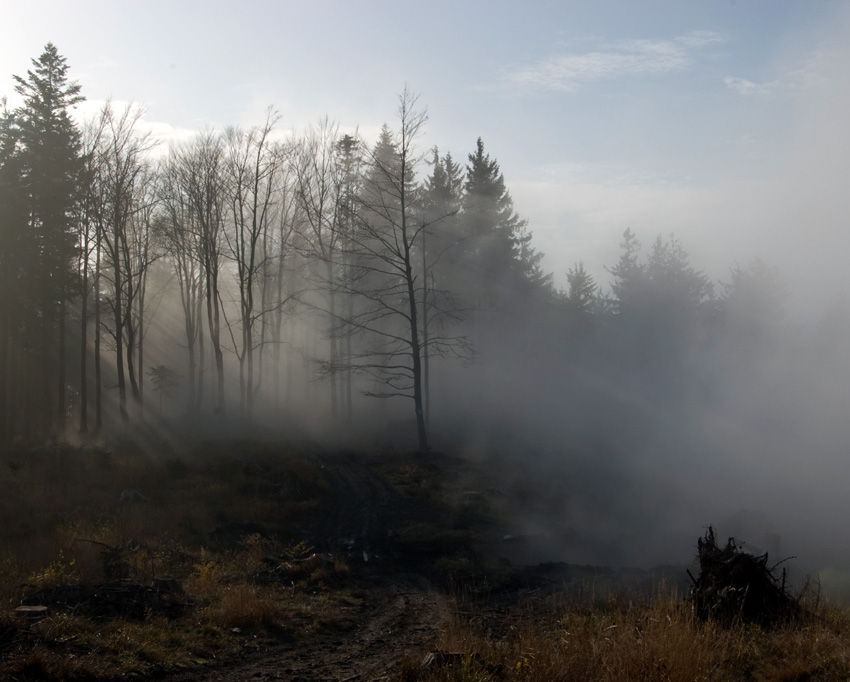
<box><xmin>565</xmin><ymin>262</ymin><xmax>599</xmax><ymax>317</ymax></box>
<box><xmin>335</xmin><ymin>133</ymin><xmax>363</xmax><ymax>422</ymax></box>
<box><xmin>421</xmin><ymin>148</ymin><xmax>463</xmax><ymax>285</ymax></box>
<box><xmin>12</xmin><ymin>43</ymin><xmax>84</xmax><ymax>435</ymax></box>
<box><xmin>0</xmin><ymin>99</ymin><xmax>32</xmax><ymax>441</ymax></box>
<box><xmin>423</xmin><ymin>148</ymin><xmax>463</xmax><ymax>219</ymax></box>
<box><xmin>607</xmin><ymin>228</ymin><xmax>645</xmax><ymax>317</ymax></box>
<box><xmin>720</xmin><ymin>258</ymin><xmax>786</xmax><ymax>349</ymax></box>
<box><xmin>461</xmin><ymin>137</ymin><xmax>548</xmax><ymax>307</ymax></box>
<box><xmin>417</xmin><ymin>148</ymin><xmax>467</xmax><ymax>425</ymax></box>
<box><xmin>645</xmin><ymin>234</ymin><xmax>714</xmax><ymax>320</ymax></box>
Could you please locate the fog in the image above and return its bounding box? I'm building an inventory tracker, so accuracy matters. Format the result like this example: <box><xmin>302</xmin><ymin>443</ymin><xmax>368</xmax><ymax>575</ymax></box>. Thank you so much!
<box><xmin>3</xmin><ymin>22</ymin><xmax>850</xmax><ymax>598</ymax></box>
<box><xmin>521</xmin><ymin>5</ymin><xmax>850</xmax><ymax>327</ymax></box>
<box><xmin>113</xmin><ymin>221</ymin><xmax>850</xmax><ymax>581</ymax></box>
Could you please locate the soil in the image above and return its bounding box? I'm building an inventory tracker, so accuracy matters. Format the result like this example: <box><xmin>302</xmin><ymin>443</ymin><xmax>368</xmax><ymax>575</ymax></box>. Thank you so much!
<box><xmin>154</xmin><ymin>449</ymin><xmax>690</xmax><ymax>682</ymax></box>
<box><xmin>158</xmin><ymin>451</ymin><xmax>457</xmax><ymax>682</ymax></box>
<box><xmin>6</xmin><ymin>448</ymin><xmax>687</xmax><ymax>681</ymax></box>
<box><xmin>159</xmin><ymin>570</ymin><xmax>447</xmax><ymax>682</ymax></box>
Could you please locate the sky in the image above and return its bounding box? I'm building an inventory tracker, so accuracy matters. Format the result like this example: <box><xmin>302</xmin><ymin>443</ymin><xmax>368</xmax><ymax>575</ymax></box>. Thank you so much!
<box><xmin>3</xmin><ymin>0</ymin><xmax>849</xmax><ymax>317</ymax></box>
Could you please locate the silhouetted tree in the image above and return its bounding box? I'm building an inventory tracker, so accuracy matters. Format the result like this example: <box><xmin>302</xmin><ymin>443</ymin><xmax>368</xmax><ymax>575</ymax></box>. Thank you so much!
<box><xmin>340</xmin><ymin>88</ymin><xmax>468</xmax><ymax>450</ymax></box>
<box><xmin>461</xmin><ymin>137</ymin><xmax>549</xmax><ymax>309</ymax></box>
<box><xmin>13</xmin><ymin>43</ymin><xmax>84</xmax><ymax>435</ymax></box>
<box><xmin>645</xmin><ymin>234</ymin><xmax>714</xmax><ymax>321</ymax></box>
<box><xmin>96</xmin><ymin>102</ymin><xmax>156</xmax><ymax>424</ymax></box>
<box><xmin>607</xmin><ymin>228</ymin><xmax>644</xmax><ymax>318</ymax></box>
<box><xmin>76</xmin><ymin>113</ymin><xmax>109</xmax><ymax>434</ymax></box>
<box><xmin>294</xmin><ymin>118</ymin><xmax>345</xmax><ymax>419</ymax></box>
<box><xmin>147</xmin><ymin>364</ymin><xmax>180</xmax><ymax>415</ymax></box>
<box><xmin>265</xmin><ymin>142</ymin><xmax>301</xmax><ymax>413</ymax></box>
<box><xmin>158</xmin><ymin>147</ymin><xmax>205</xmax><ymax>413</ymax></box>
<box><xmin>417</xmin><ymin>148</ymin><xmax>466</xmax><ymax>425</ymax></box>
<box><xmin>223</xmin><ymin>113</ymin><xmax>284</xmax><ymax>419</ymax></box>
<box><xmin>335</xmin><ymin>132</ymin><xmax>364</xmax><ymax>421</ymax></box>
<box><xmin>180</xmin><ymin>131</ymin><xmax>227</xmax><ymax>414</ymax></box>
<box><xmin>128</xmin><ymin>162</ymin><xmax>161</xmax><ymax>412</ymax></box>
<box><xmin>0</xmin><ymin>99</ymin><xmax>31</xmax><ymax>441</ymax></box>
<box><xmin>565</xmin><ymin>262</ymin><xmax>599</xmax><ymax>317</ymax></box>
<box><xmin>608</xmin><ymin>230</ymin><xmax>712</xmax><ymax>335</ymax></box>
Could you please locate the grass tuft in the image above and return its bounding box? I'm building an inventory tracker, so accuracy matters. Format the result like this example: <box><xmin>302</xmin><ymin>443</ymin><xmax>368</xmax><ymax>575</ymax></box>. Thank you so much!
<box><xmin>403</xmin><ymin>586</ymin><xmax>850</xmax><ymax>682</ymax></box>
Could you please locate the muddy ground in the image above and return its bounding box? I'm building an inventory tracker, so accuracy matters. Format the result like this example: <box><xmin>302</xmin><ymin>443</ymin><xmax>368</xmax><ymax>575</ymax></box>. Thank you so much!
<box><xmin>159</xmin><ymin>570</ymin><xmax>446</xmax><ymax>682</ymax></box>
<box><xmin>151</xmin><ymin>449</ymin><xmax>686</xmax><ymax>682</ymax></box>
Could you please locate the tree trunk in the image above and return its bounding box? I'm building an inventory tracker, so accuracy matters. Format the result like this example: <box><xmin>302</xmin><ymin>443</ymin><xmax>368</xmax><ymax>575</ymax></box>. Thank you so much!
<box><xmin>0</xmin><ymin>324</ymin><xmax>8</xmax><ymax>444</ymax></box>
<box><xmin>42</xmin><ymin>300</ymin><xmax>54</xmax><ymax>436</ymax></box>
<box><xmin>206</xmin><ymin>272</ymin><xmax>225</xmax><ymax>414</ymax></box>
<box><xmin>404</xmin><ymin>242</ymin><xmax>428</xmax><ymax>451</ymax></box>
<box><xmin>346</xmin><ymin>292</ymin><xmax>353</xmax><ymax>422</ymax></box>
<box><xmin>138</xmin><ymin>277</ymin><xmax>145</xmax><ymax>410</ymax></box>
<box><xmin>112</xmin><ymin>233</ymin><xmax>129</xmax><ymax>426</ymax></box>
<box><xmin>327</xmin><ymin>259</ymin><xmax>337</xmax><ymax>420</ymax></box>
<box><xmin>126</xmin><ymin>321</ymin><xmax>141</xmax><ymax>407</ymax></box>
<box><xmin>58</xmin><ymin>292</ymin><xmax>66</xmax><ymax>435</ymax></box>
<box><xmin>94</xmin><ymin>235</ymin><xmax>102</xmax><ymax>433</ymax></box>
<box><xmin>196</xmin><ymin>294</ymin><xmax>205</xmax><ymax>411</ymax></box>
<box><xmin>421</xmin><ymin>236</ymin><xmax>430</xmax><ymax>430</ymax></box>
<box><xmin>79</xmin><ymin>240</ymin><xmax>89</xmax><ymax>435</ymax></box>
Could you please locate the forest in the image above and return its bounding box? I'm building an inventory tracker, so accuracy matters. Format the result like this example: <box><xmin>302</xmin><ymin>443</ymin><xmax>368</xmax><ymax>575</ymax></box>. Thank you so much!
<box><xmin>2</xmin><ymin>44</ymin><xmax>850</xmax><ymax>566</ymax></box>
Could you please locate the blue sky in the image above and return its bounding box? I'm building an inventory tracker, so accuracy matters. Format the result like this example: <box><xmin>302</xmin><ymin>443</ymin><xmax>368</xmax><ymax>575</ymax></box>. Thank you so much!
<box><xmin>3</xmin><ymin>0</ymin><xmax>849</xmax><ymax>314</ymax></box>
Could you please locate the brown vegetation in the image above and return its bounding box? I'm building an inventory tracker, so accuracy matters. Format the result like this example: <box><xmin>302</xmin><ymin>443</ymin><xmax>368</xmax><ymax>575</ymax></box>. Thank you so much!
<box><xmin>399</xmin><ymin>586</ymin><xmax>850</xmax><ymax>682</ymax></box>
<box><xmin>0</xmin><ymin>441</ymin><xmax>354</xmax><ymax>679</ymax></box>
<box><xmin>2</xmin><ymin>442</ymin><xmax>850</xmax><ymax>681</ymax></box>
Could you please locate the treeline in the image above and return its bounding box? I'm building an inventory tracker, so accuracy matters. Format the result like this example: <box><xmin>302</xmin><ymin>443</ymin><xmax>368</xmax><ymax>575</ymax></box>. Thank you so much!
<box><xmin>0</xmin><ymin>45</ymin><xmax>549</xmax><ymax>449</ymax></box>
<box><xmin>1</xmin><ymin>44</ymin><xmax>848</xmax><ymax>456</ymax></box>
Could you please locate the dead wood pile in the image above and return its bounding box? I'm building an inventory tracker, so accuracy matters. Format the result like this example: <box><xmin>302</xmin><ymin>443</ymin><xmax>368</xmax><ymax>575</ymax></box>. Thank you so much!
<box><xmin>689</xmin><ymin>526</ymin><xmax>800</xmax><ymax>626</ymax></box>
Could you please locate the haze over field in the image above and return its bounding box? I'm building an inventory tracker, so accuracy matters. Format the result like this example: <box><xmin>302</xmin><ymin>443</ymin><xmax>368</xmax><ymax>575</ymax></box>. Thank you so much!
<box><xmin>2</xmin><ymin>1</ymin><xmax>850</xmax><ymax>578</ymax></box>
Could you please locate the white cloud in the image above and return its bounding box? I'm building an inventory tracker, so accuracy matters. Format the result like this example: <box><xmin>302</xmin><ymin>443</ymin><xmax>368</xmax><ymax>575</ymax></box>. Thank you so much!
<box><xmin>502</xmin><ymin>31</ymin><xmax>725</xmax><ymax>93</ymax></box>
<box><xmin>723</xmin><ymin>76</ymin><xmax>778</xmax><ymax>96</ymax></box>
<box><xmin>136</xmin><ymin>119</ymin><xmax>198</xmax><ymax>152</ymax></box>
<box><xmin>70</xmin><ymin>99</ymin><xmax>197</xmax><ymax>156</ymax></box>
<box><xmin>724</xmin><ymin>46</ymin><xmax>832</xmax><ymax>97</ymax></box>
<box><xmin>674</xmin><ymin>30</ymin><xmax>726</xmax><ymax>49</ymax></box>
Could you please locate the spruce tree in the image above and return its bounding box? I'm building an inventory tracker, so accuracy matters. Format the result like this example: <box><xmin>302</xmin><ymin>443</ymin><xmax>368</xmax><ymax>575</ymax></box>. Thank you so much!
<box><xmin>566</xmin><ymin>262</ymin><xmax>599</xmax><ymax>317</ymax></box>
<box><xmin>0</xmin><ymin>100</ymin><xmax>32</xmax><ymax>441</ymax></box>
<box><xmin>461</xmin><ymin>138</ymin><xmax>548</xmax><ymax>307</ymax></box>
<box><xmin>13</xmin><ymin>43</ymin><xmax>84</xmax><ymax>435</ymax></box>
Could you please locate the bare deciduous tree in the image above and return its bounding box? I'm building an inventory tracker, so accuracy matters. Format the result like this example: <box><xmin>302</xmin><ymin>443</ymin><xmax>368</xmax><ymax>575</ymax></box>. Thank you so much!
<box><xmin>223</xmin><ymin>112</ymin><xmax>284</xmax><ymax>419</ymax></box>
<box><xmin>158</xmin><ymin>150</ymin><xmax>205</xmax><ymax>413</ymax></box>
<box><xmin>339</xmin><ymin>88</ymin><xmax>469</xmax><ymax>451</ymax></box>
<box><xmin>178</xmin><ymin>131</ymin><xmax>227</xmax><ymax>414</ymax></box>
<box><xmin>95</xmin><ymin>102</ymin><xmax>156</xmax><ymax>424</ymax></box>
<box><xmin>294</xmin><ymin>118</ymin><xmax>345</xmax><ymax>419</ymax></box>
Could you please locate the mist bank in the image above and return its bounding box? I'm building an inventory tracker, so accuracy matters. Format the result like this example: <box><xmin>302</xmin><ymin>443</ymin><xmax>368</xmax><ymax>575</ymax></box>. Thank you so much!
<box><xmin>59</xmin><ymin>221</ymin><xmax>850</xmax><ymax>579</ymax></box>
<box><xmin>3</xmin><ymin>45</ymin><xmax>850</xmax><ymax>580</ymax></box>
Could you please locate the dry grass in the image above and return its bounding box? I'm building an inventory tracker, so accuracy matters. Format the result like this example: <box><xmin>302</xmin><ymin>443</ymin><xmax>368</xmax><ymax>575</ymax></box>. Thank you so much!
<box><xmin>6</xmin><ymin>443</ymin><xmax>850</xmax><ymax>681</ymax></box>
<box><xmin>200</xmin><ymin>582</ymin><xmax>288</xmax><ymax>629</ymax></box>
<box><xmin>401</xmin><ymin>586</ymin><xmax>850</xmax><ymax>682</ymax></box>
<box><xmin>0</xmin><ymin>441</ymin><xmax>354</xmax><ymax>680</ymax></box>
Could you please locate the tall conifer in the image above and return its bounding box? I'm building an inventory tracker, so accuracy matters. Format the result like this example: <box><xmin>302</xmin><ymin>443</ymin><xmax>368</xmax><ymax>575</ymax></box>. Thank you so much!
<box><xmin>13</xmin><ymin>43</ymin><xmax>84</xmax><ymax>435</ymax></box>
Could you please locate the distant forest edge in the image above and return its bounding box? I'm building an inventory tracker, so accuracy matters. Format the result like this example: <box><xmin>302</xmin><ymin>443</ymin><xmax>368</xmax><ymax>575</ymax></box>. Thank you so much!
<box><xmin>2</xmin><ymin>44</ymin><xmax>849</xmax><ymax>458</ymax></box>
